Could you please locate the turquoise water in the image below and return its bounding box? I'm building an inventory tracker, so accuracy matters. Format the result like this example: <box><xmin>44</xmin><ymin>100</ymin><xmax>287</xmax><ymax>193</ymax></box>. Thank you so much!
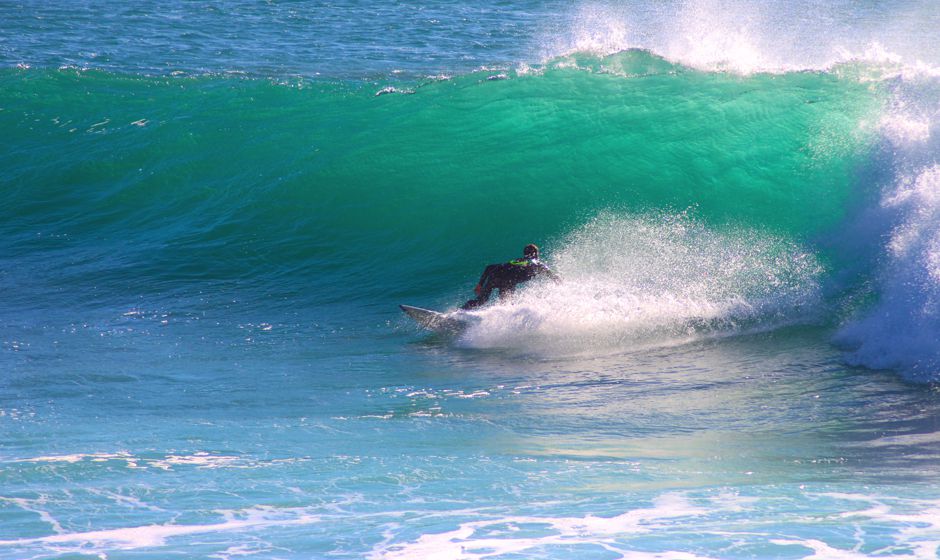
<box><xmin>3</xmin><ymin>1</ymin><xmax>940</xmax><ymax>558</ymax></box>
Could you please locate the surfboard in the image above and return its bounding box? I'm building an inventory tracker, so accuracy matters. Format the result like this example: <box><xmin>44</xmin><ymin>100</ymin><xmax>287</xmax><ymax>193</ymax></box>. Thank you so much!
<box><xmin>400</xmin><ymin>305</ymin><xmax>469</xmax><ymax>334</ymax></box>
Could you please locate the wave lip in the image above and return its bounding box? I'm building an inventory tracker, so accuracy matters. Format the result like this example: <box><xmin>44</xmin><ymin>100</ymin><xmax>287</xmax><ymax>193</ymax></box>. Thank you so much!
<box><xmin>543</xmin><ymin>1</ymin><xmax>940</xmax><ymax>77</ymax></box>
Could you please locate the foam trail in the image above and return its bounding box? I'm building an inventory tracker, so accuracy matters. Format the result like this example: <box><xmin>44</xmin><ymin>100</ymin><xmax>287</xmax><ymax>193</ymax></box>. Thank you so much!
<box><xmin>375</xmin><ymin>491</ymin><xmax>940</xmax><ymax>559</ymax></box>
<box><xmin>459</xmin><ymin>212</ymin><xmax>822</xmax><ymax>352</ymax></box>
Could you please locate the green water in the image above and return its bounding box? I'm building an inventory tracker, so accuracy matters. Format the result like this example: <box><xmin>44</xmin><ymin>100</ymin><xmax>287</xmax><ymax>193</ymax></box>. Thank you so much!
<box><xmin>0</xmin><ymin>52</ymin><xmax>880</xmax><ymax>311</ymax></box>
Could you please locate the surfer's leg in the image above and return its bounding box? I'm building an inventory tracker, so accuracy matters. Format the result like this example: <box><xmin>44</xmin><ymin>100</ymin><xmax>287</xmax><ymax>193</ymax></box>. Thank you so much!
<box><xmin>497</xmin><ymin>285</ymin><xmax>516</xmax><ymax>300</ymax></box>
<box><xmin>461</xmin><ymin>297</ymin><xmax>485</xmax><ymax>310</ymax></box>
<box><xmin>462</xmin><ymin>265</ymin><xmax>499</xmax><ymax>309</ymax></box>
<box><xmin>462</xmin><ymin>285</ymin><xmax>494</xmax><ymax>309</ymax></box>
<box><xmin>466</xmin><ymin>282</ymin><xmax>497</xmax><ymax>309</ymax></box>
<box><xmin>476</xmin><ymin>265</ymin><xmax>499</xmax><ymax>294</ymax></box>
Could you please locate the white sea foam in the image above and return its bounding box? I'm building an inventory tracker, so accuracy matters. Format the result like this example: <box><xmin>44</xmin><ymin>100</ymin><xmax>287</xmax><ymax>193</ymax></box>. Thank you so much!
<box><xmin>879</xmin><ymin>113</ymin><xmax>931</xmax><ymax>146</ymax></box>
<box><xmin>373</xmin><ymin>491</ymin><xmax>940</xmax><ymax>559</ymax></box>
<box><xmin>0</xmin><ymin>506</ymin><xmax>320</xmax><ymax>554</ymax></box>
<box><xmin>374</xmin><ymin>493</ymin><xmax>710</xmax><ymax>560</ymax></box>
<box><xmin>148</xmin><ymin>451</ymin><xmax>242</xmax><ymax>470</ymax></box>
<box><xmin>4</xmin><ymin>489</ymin><xmax>940</xmax><ymax>558</ymax></box>
<box><xmin>11</xmin><ymin>451</ymin><xmax>136</xmax><ymax>464</ymax></box>
<box><xmin>209</xmin><ymin>543</ymin><xmax>275</xmax><ymax>559</ymax></box>
<box><xmin>0</xmin><ymin>496</ymin><xmax>65</xmax><ymax>534</ymax></box>
<box><xmin>9</xmin><ymin>451</ymin><xmax>306</xmax><ymax>471</ymax></box>
<box><xmin>856</xmin><ymin>430</ymin><xmax>940</xmax><ymax>448</ymax></box>
<box><xmin>821</xmin><ymin>14</ymin><xmax>940</xmax><ymax>381</ymax></box>
<box><xmin>542</xmin><ymin>1</ymin><xmax>940</xmax><ymax>77</ymax></box>
<box><xmin>552</xmin><ymin>4</ymin><xmax>634</xmax><ymax>60</ymax></box>
<box><xmin>835</xmin><ymin>164</ymin><xmax>940</xmax><ymax>380</ymax></box>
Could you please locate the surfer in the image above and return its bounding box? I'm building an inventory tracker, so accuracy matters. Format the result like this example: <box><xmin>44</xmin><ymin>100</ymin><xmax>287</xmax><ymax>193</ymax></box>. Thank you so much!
<box><xmin>461</xmin><ymin>244</ymin><xmax>559</xmax><ymax>310</ymax></box>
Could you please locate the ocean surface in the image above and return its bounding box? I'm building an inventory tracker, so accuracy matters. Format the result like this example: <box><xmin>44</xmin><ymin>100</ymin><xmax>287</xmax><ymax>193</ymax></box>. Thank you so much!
<box><xmin>3</xmin><ymin>1</ymin><xmax>940</xmax><ymax>558</ymax></box>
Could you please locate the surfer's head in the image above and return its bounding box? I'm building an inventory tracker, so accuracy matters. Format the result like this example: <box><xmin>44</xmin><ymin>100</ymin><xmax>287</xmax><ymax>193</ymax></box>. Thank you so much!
<box><xmin>523</xmin><ymin>244</ymin><xmax>539</xmax><ymax>259</ymax></box>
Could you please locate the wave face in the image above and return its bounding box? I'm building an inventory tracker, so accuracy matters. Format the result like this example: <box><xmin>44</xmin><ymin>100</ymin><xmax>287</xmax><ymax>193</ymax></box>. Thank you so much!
<box><xmin>1</xmin><ymin>45</ymin><xmax>939</xmax><ymax>378</ymax></box>
<box><xmin>0</xmin><ymin>53</ymin><xmax>875</xmax><ymax>294</ymax></box>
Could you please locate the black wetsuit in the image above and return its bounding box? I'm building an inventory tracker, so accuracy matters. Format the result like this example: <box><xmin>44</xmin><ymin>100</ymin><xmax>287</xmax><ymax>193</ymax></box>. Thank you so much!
<box><xmin>461</xmin><ymin>258</ymin><xmax>558</xmax><ymax>310</ymax></box>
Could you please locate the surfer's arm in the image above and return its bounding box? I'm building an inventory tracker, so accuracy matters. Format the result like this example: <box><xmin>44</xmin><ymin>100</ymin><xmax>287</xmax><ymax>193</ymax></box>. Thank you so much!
<box><xmin>538</xmin><ymin>264</ymin><xmax>561</xmax><ymax>283</ymax></box>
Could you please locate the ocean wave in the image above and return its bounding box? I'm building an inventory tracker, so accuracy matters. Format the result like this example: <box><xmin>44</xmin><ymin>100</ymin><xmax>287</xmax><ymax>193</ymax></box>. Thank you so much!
<box><xmin>4</xmin><ymin>43</ymin><xmax>940</xmax><ymax>379</ymax></box>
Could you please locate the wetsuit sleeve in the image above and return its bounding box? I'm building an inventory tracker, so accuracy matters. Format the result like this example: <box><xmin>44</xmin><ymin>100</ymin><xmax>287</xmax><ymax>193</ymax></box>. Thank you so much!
<box><xmin>538</xmin><ymin>264</ymin><xmax>560</xmax><ymax>282</ymax></box>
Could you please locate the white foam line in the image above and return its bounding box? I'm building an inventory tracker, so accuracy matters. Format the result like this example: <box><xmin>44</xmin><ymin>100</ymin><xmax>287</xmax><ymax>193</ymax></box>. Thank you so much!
<box><xmin>856</xmin><ymin>430</ymin><xmax>940</xmax><ymax>447</ymax></box>
<box><xmin>7</xmin><ymin>451</ymin><xmax>310</xmax><ymax>471</ymax></box>
<box><xmin>209</xmin><ymin>543</ymin><xmax>278</xmax><ymax>559</ymax></box>
<box><xmin>0</xmin><ymin>497</ymin><xmax>64</xmax><ymax>534</ymax></box>
<box><xmin>11</xmin><ymin>452</ymin><xmax>134</xmax><ymax>464</ymax></box>
<box><xmin>811</xmin><ymin>493</ymin><xmax>940</xmax><ymax>557</ymax></box>
<box><xmin>770</xmin><ymin>539</ymin><xmax>874</xmax><ymax>559</ymax></box>
<box><xmin>86</xmin><ymin>488</ymin><xmax>165</xmax><ymax>513</ymax></box>
<box><xmin>0</xmin><ymin>507</ymin><xmax>320</xmax><ymax>551</ymax></box>
<box><xmin>375</xmin><ymin>493</ymin><xmax>709</xmax><ymax>560</ymax></box>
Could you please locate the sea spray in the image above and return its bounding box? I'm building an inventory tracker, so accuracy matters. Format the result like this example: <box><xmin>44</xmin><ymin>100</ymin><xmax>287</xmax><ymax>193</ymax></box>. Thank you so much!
<box><xmin>547</xmin><ymin>1</ymin><xmax>940</xmax><ymax>76</ymax></box>
<box><xmin>836</xmin><ymin>165</ymin><xmax>940</xmax><ymax>380</ymax></box>
<box><xmin>459</xmin><ymin>212</ymin><xmax>823</xmax><ymax>352</ymax></box>
<box><xmin>832</xmin><ymin>66</ymin><xmax>940</xmax><ymax>381</ymax></box>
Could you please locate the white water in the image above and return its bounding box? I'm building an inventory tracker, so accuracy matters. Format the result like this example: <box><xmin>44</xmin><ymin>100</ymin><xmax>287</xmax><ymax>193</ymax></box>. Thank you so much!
<box><xmin>459</xmin><ymin>212</ymin><xmax>823</xmax><ymax>353</ymax></box>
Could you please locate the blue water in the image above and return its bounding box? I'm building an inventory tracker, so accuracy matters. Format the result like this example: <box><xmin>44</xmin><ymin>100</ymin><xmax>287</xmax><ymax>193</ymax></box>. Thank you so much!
<box><xmin>4</xmin><ymin>1</ymin><xmax>940</xmax><ymax>558</ymax></box>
